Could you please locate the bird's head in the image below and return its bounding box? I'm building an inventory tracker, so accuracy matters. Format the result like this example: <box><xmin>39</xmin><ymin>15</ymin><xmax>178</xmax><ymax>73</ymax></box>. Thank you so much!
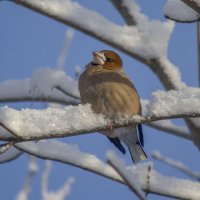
<box><xmin>92</xmin><ymin>50</ymin><xmax>123</xmax><ymax>71</ymax></box>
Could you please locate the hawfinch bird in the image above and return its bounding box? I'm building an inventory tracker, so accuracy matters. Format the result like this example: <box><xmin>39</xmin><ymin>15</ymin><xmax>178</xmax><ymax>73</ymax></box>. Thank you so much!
<box><xmin>78</xmin><ymin>50</ymin><xmax>147</xmax><ymax>163</ymax></box>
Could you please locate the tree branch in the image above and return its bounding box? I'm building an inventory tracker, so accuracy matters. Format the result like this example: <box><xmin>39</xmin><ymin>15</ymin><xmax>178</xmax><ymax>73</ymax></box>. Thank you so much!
<box><xmin>54</xmin><ymin>85</ymin><xmax>80</xmax><ymax>100</ymax></box>
<box><xmin>15</xmin><ymin>140</ymin><xmax>200</xmax><ymax>200</ymax></box>
<box><xmin>0</xmin><ymin>110</ymin><xmax>197</xmax><ymax>143</ymax></box>
<box><xmin>147</xmin><ymin>120</ymin><xmax>190</xmax><ymax>140</ymax></box>
<box><xmin>109</xmin><ymin>0</ymin><xmax>137</xmax><ymax>25</ymax></box>
<box><xmin>0</xmin><ymin>146</ymin><xmax>22</xmax><ymax>163</ymax></box>
<box><xmin>152</xmin><ymin>151</ymin><xmax>200</xmax><ymax>181</ymax></box>
<box><xmin>107</xmin><ymin>151</ymin><xmax>146</xmax><ymax>200</ymax></box>
<box><xmin>0</xmin><ymin>96</ymin><xmax>79</xmax><ymax>106</ymax></box>
<box><xmin>181</xmin><ymin>0</ymin><xmax>200</xmax><ymax>14</ymax></box>
<box><xmin>8</xmin><ymin>0</ymin><xmax>183</xmax><ymax>91</ymax></box>
<box><xmin>0</xmin><ymin>71</ymin><xmax>80</xmax><ymax>105</ymax></box>
<box><xmin>5</xmin><ymin>0</ymin><xmax>200</xmax><ymax>150</ymax></box>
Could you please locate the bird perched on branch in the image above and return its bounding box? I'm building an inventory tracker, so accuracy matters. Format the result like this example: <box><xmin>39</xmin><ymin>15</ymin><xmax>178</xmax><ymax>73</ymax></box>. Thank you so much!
<box><xmin>78</xmin><ymin>50</ymin><xmax>147</xmax><ymax>163</ymax></box>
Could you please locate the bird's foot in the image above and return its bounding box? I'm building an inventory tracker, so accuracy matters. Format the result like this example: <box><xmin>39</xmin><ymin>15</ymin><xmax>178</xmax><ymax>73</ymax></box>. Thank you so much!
<box><xmin>106</xmin><ymin>121</ymin><xmax>115</xmax><ymax>137</ymax></box>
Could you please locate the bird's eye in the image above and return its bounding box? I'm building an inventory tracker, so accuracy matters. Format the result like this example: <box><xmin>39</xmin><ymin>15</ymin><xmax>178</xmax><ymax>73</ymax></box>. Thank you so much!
<box><xmin>106</xmin><ymin>58</ymin><xmax>113</xmax><ymax>63</ymax></box>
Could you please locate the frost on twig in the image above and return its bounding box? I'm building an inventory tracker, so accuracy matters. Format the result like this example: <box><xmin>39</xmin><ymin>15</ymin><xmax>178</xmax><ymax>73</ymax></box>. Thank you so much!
<box><xmin>152</xmin><ymin>151</ymin><xmax>200</xmax><ymax>181</ymax></box>
<box><xmin>42</xmin><ymin>161</ymin><xmax>74</xmax><ymax>200</ymax></box>
<box><xmin>107</xmin><ymin>151</ymin><xmax>146</xmax><ymax>200</ymax></box>
<box><xmin>15</xmin><ymin>140</ymin><xmax>200</xmax><ymax>200</ymax></box>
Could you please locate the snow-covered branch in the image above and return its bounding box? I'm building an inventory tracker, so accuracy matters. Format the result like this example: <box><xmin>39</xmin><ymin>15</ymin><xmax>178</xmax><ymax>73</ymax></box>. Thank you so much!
<box><xmin>0</xmin><ymin>146</ymin><xmax>22</xmax><ymax>163</ymax></box>
<box><xmin>181</xmin><ymin>0</ymin><xmax>200</xmax><ymax>15</ymax></box>
<box><xmin>148</xmin><ymin>120</ymin><xmax>190</xmax><ymax>140</ymax></box>
<box><xmin>0</xmin><ymin>68</ymin><xmax>80</xmax><ymax>105</ymax></box>
<box><xmin>2</xmin><ymin>87</ymin><xmax>200</xmax><ymax>142</ymax></box>
<box><xmin>57</xmin><ymin>29</ymin><xmax>74</xmax><ymax>70</ymax></box>
<box><xmin>16</xmin><ymin>156</ymin><xmax>38</xmax><ymax>200</ymax></box>
<box><xmin>152</xmin><ymin>151</ymin><xmax>200</xmax><ymax>181</ymax></box>
<box><xmin>42</xmin><ymin>161</ymin><xmax>74</xmax><ymax>200</ymax></box>
<box><xmin>107</xmin><ymin>151</ymin><xmax>146</xmax><ymax>200</ymax></box>
<box><xmin>8</xmin><ymin>0</ymin><xmax>187</xmax><ymax>91</ymax></box>
<box><xmin>109</xmin><ymin>0</ymin><xmax>137</xmax><ymax>25</ymax></box>
<box><xmin>15</xmin><ymin>140</ymin><xmax>200</xmax><ymax>200</ymax></box>
<box><xmin>164</xmin><ymin>0</ymin><xmax>200</xmax><ymax>22</ymax></box>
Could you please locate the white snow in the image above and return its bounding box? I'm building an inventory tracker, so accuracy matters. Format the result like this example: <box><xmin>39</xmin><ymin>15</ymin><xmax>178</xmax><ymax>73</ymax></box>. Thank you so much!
<box><xmin>143</xmin><ymin>87</ymin><xmax>200</xmax><ymax>118</ymax></box>
<box><xmin>149</xmin><ymin>170</ymin><xmax>200</xmax><ymax>199</ymax></box>
<box><xmin>0</xmin><ymin>67</ymin><xmax>79</xmax><ymax>105</ymax></box>
<box><xmin>15</xmin><ymin>156</ymin><xmax>38</xmax><ymax>200</ymax></box>
<box><xmin>28</xmin><ymin>156</ymin><xmax>39</xmax><ymax>173</ymax></box>
<box><xmin>164</xmin><ymin>0</ymin><xmax>199</xmax><ymax>22</ymax></box>
<box><xmin>159</xmin><ymin>57</ymin><xmax>186</xmax><ymax>89</ymax></box>
<box><xmin>107</xmin><ymin>151</ymin><xmax>145</xmax><ymax>200</ymax></box>
<box><xmin>42</xmin><ymin>161</ymin><xmax>74</xmax><ymax>200</ymax></box>
<box><xmin>19</xmin><ymin>0</ymin><xmax>174</xmax><ymax>58</ymax></box>
<box><xmin>16</xmin><ymin>140</ymin><xmax>121</xmax><ymax>180</ymax></box>
<box><xmin>16</xmin><ymin>140</ymin><xmax>200</xmax><ymax>199</ymax></box>
<box><xmin>0</xmin><ymin>127</ymin><xmax>14</xmax><ymax>138</ymax></box>
<box><xmin>0</xmin><ymin>104</ymin><xmax>106</xmax><ymax>138</ymax></box>
<box><xmin>152</xmin><ymin>151</ymin><xmax>200</xmax><ymax>180</ymax></box>
<box><xmin>127</xmin><ymin>162</ymin><xmax>200</xmax><ymax>199</ymax></box>
<box><xmin>150</xmin><ymin>120</ymin><xmax>188</xmax><ymax>133</ymax></box>
<box><xmin>30</xmin><ymin>68</ymin><xmax>79</xmax><ymax>99</ymax></box>
<box><xmin>0</xmin><ymin>87</ymin><xmax>200</xmax><ymax>139</ymax></box>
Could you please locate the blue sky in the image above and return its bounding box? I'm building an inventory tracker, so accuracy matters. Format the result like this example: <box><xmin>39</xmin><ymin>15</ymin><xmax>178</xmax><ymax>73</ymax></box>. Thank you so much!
<box><xmin>0</xmin><ymin>1</ymin><xmax>199</xmax><ymax>200</ymax></box>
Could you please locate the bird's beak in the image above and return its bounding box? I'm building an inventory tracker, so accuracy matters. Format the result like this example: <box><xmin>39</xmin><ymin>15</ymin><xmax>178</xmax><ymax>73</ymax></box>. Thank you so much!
<box><xmin>92</xmin><ymin>51</ymin><xmax>106</xmax><ymax>65</ymax></box>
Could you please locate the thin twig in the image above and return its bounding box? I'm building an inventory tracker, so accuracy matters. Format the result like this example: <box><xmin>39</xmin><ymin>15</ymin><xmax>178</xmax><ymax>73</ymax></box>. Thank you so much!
<box><xmin>54</xmin><ymin>85</ymin><xmax>80</xmax><ymax>100</ymax></box>
<box><xmin>0</xmin><ymin>96</ymin><xmax>79</xmax><ymax>106</ymax></box>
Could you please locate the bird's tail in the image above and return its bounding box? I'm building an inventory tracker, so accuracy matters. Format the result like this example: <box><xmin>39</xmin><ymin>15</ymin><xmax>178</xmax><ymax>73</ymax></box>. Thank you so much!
<box><xmin>116</xmin><ymin>125</ymin><xmax>147</xmax><ymax>163</ymax></box>
<box><xmin>128</xmin><ymin>142</ymin><xmax>147</xmax><ymax>163</ymax></box>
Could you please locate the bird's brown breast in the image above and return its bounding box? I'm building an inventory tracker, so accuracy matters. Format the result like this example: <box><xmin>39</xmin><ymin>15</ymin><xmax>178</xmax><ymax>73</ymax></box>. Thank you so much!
<box><xmin>78</xmin><ymin>66</ymin><xmax>141</xmax><ymax>120</ymax></box>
